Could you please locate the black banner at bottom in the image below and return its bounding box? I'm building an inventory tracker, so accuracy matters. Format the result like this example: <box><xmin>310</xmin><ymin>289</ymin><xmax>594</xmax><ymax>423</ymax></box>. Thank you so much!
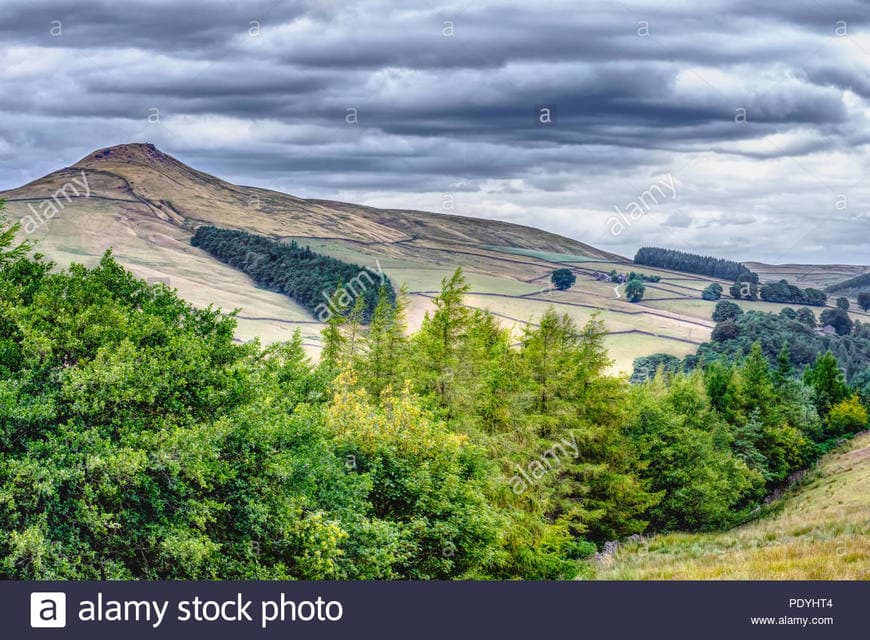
<box><xmin>4</xmin><ymin>581</ymin><xmax>865</xmax><ymax>639</ymax></box>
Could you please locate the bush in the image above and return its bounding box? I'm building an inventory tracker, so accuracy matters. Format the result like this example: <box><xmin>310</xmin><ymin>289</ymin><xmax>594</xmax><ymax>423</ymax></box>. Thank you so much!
<box><xmin>550</xmin><ymin>268</ymin><xmax>576</xmax><ymax>291</ymax></box>
<box><xmin>759</xmin><ymin>279</ymin><xmax>827</xmax><ymax>306</ymax></box>
<box><xmin>712</xmin><ymin>300</ymin><xmax>743</xmax><ymax>322</ymax></box>
<box><xmin>625</xmin><ymin>278</ymin><xmax>645</xmax><ymax>302</ymax></box>
<box><xmin>796</xmin><ymin>307</ymin><xmax>817</xmax><ymax>327</ymax></box>
<box><xmin>826</xmin><ymin>396</ymin><xmax>869</xmax><ymax>437</ymax></box>
<box><xmin>631</xmin><ymin>353</ymin><xmax>682</xmax><ymax>384</ymax></box>
<box><xmin>819</xmin><ymin>308</ymin><xmax>853</xmax><ymax>336</ymax></box>
<box><xmin>712</xmin><ymin>320</ymin><xmax>740</xmax><ymax>342</ymax></box>
<box><xmin>702</xmin><ymin>283</ymin><xmax>723</xmax><ymax>301</ymax></box>
<box><xmin>730</xmin><ymin>277</ymin><xmax>758</xmax><ymax>301</ymax></box>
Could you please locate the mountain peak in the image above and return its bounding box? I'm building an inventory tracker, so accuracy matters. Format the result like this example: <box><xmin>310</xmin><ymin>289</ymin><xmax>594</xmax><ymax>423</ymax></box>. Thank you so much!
<box><xmin>73</xmin><ymin>142</ymin><xmax>178</xmax><ymax>168</ymax></box>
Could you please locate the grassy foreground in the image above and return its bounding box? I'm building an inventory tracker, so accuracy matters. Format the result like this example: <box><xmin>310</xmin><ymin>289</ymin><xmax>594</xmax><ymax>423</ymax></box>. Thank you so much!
<box><xmin>594</xmin><ymin>433</ymin><xmax>870</xmax><ymax>580</ymax></box>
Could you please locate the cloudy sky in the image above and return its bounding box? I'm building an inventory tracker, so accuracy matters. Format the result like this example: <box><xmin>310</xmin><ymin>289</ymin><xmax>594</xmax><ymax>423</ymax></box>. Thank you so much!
<box><xmin>1</xmin><ymin>0</ymin><xmax>868</xmax><ymax>263</ymax></box>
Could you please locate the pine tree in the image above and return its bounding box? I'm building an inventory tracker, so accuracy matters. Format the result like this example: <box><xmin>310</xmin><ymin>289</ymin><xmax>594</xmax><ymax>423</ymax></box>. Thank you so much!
<box><xmin>412</xmin><ymin>268</ymin><xmax>471</xmax><ymax>416</ymax></box>
<box><xmin>0</xmin><ymin>200</ymin><xmax>32</xmax><ymax>266</ymax></box>
<box><xmin>773</xmin><ymin>341</ymin><xmax>793</xmax><ymax>387</ymax></box>
<box><xmin>520</xmin><ymin>308</ymin><xmax>578</xmax><ymax>416</ymax></box>
<box><xmin>345</xmin><ymin>293</ymin><xmax>366</xmax><ymax>362</ymax></box>
<box><xmin>803</xmin><ymin>351</ymin><xmax>849</xmax><ymax>417</ymax></box>
<box><xmin>361</xmin><ymin>284</ymin><xmax>409</xmax><ymax>397</ymax></box>
<box><xmin>320</xmin><ymin>286</ymin><xmax>349</xmax><ymax>369</ymax></box>
<box><xmin>740</xmin><ymin>341</ymin><xmax>775</xmax><ymax>417</ymax></box>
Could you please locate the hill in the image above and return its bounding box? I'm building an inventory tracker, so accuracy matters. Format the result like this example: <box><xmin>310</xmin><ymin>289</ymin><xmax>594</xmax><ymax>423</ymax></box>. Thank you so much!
<box><xmin>2</xmin><ymin>143</ymin><xmax>868</xmax><ymax>373</ymax></box>
<box><xmin>593</xmin><ymin>433</ymin><xmax>870</xmax><ymax>579</ymax></box>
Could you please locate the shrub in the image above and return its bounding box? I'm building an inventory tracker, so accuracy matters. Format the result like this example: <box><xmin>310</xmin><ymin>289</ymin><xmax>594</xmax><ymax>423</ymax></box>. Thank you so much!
<box><xmin>550</xmin><ymin>268</ymin><xmax>576</xmax><ymax>291</ymax></box>
<box><xmin>826</xmin><ymin>396</ymin><xmax>869</xmax><ymax>437</ymax></box>
<box><xmin>712</xmin><ymin>300</ymin><xmax>743</xmax><ymax>322</ymax></box>
<box><xmin>702</xmin><ymin>283</ymin><xmax>723</xmax><ymax>301</ymax></box>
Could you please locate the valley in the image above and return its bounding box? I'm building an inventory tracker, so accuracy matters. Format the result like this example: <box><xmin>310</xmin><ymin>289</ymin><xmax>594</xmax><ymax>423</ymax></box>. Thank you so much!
<box><xmin>2</xmin><ymin>143</ymin><xmax>868</xmax><ymax>374</ymax></box>
<box><xmin>594</xmin><ymin>433</ymin><xmax>870</xmax><ymax>580</ymax></box>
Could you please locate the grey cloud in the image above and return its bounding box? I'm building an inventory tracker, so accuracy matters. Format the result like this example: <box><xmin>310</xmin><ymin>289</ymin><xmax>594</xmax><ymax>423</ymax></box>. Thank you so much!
<box><xmin>0</xmin><ymin>0</ymin><xmax>868</xmax><ymax>263</ymax></box>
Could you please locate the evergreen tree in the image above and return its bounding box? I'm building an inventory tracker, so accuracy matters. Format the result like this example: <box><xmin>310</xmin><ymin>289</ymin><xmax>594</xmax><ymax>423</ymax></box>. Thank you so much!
<box><xmin>361</xmin><ymin>284</ymin><xmax>409</xmax><ymax>397</ymax></box>
<box><xmin>773</xmin><ymin>341</ymin><xmax>794</xmax><ymax>387</ymax></box>
<box><xmin>320</xmin><ymin>287</ymin><xmax>349</xmax><ymax>369</ymax></box>
<box><xmin>803</xmin><ymin>351</ymin><xmax>849</xmax><ymax>417</ymax></box>
<box><xmin>0</xmin><ymin>200</ymin><xmax>31</xmax><ymax>266</ymax></box>
<box><xmin>412</xmin><ymin>268</ymin><xmax>471</xmax><ymax>417</ymax></box>
<box><xmin>345</xmin><ymin>293</ymin><xmax>366</xmax><ymax>361</ymax></box>
<box><xmin>740</xmin><ymin>342</ymin><xmax>775</xmax><ymax>418</ymax></box>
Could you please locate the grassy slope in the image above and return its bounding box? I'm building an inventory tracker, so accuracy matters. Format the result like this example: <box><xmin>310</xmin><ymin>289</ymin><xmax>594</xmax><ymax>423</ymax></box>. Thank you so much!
<box><xmin>4</xmin><ymin>144</ymin><xmax>868</xmax><ymax>373</ymax></box>
<box><xmin>594</xmin><ymin>433</ymin><xmax>870</xmax><ymax>580</ymax></box>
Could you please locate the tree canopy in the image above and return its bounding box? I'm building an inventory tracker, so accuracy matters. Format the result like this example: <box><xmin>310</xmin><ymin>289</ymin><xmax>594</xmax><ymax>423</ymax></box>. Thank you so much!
<box><xmin>2</xmin><ymin>210</ymin><xmax>867</xmax><ymax>580</ymax></box>
<box><xmin>550</xmin><ymin>268</ymin><xmax>576</xmax><ymax>291</ymax></box>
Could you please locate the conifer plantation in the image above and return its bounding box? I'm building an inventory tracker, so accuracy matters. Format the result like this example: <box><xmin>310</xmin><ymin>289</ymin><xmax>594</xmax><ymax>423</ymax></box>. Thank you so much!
<box><xmin>191</xmin><ymin>226</ymin><xmax>395</xmax><ymax>321</ymax></box>
<box><xmin>1</xmin><ymin>209</ymin><xmax>867</xmax><ymax>580</ymax></box>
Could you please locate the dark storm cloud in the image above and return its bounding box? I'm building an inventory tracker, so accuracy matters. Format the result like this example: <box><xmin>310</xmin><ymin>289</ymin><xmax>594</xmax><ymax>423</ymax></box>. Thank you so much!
<box><xmin>0</xmin><ymin>0</ymin><xmax>867</xmax><ymax>262</ymax></box>
<box><xmin>0</xmin><ymin>0</ymin><xmax>308</xmax><ymax>52</ymax></box>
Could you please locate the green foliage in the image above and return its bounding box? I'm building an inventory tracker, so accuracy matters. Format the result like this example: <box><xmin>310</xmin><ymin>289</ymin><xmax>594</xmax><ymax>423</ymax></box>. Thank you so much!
<box><xmin>1</xmin><ymin>220</ymin><xmax>861</xmax><ymax>580</ymax></box>
<box><xmin>0</xmin><ymin>200</ymin><xmax>31</xmax><ymax>267</ymax></box>
<box><xmin>701</xmin><ymin>282</ymin><xmax>723</xmax><ymax>300</ymax></box>
<box><xmin>0</xmin><ymin>245</ymin><xmax>489</xmax><ymax>580</ymax></box>
<box><xmin>712</xmin><ymin>300</ymin><xmax>743</xmax><ymax>322</ymax></box>
<box><xmin>853</xmin><ymin>369</ymin><xmax>870</xmax><ymax>404</ymax></box>
<box><xmin>836</xmin><ymin>297</ymin><xmax>850</xmax><ymax>311</ymax></box>
<box><xmin>357</xmin><ymin>284</ymin><xmax>409</xmax><ymax>398</ymax></box>
<box><xmin>550</xmin><ymin>268</ymin><xmax>576</xmax><ymax>291</ymax></box>
<box><xmin>730</xmin><ymin>277</ymin><xmax>759</xmax><ymax>301</ymax></box>
<box><xmin>625</xmin><ymin>277</ymin><xmax>645</xmax><ymax>303</ymax></box>
<box><xmin>627</xmin><ymin>372</ymin><xmax>763</xmax><ymax>530</ymax></box>
<box><xmin>190</xmin><ymin>225</ymin><xmax>394</xmax><ymax>321</ymax></box>
<box><xmin>630</xmin><ymin>353</ymin><xmax>681</xmax><ymax>384</ymax></box>
<box><xmin>819</xmin><ymin>307</ymin><xmax>853</xmax><ymax>336</ymax></box>
<box><xmin>803</xmin><ymin>351</ymin><xmax>850</xmax><ymax>417</ymax></box>
<box><xmin>634</xmin><ymin>247</ymin><xmax>756</xmax><ymax>281</ymax></box>
<box><xmin>711</xmin><ymin>320</ymin><xmax>740</xmax><ymax>342</ymax></box>
<box><xmin>796</xmin><ymin>307</ymin><xmax>817</xmax><ymax>327</ymax></box>
<box><xmin>858</xmin><ymin>292</ymin><xmax>870</xmax><ymax>312</ymax></box>
<box><xmin>695</xmin><ymin>310</ymin><xmax>870</xmax><ymax>384</ymax></box>
<box><xmin>826</xmin><ymin>396</ymin><xmax>868</xmax><ymax>438</ymax></box>
<box><xmin>759</xmin><ymin>279</ymin><xmax>827</xmax><ymax>306</ymax></box>
<box><xmin>627</xmin><ymin>271</ymin><xmax>661</xmax><ymax>283</ymax></box>
<box><xmin>326</xmin><ymin>371</ymin><xmax>500</xmax><ymax>578</ymax></box>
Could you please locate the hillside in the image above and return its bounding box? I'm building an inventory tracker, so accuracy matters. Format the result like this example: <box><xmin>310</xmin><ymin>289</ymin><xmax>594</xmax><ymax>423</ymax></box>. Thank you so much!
<box><xmin>746</xmin><ymin>262</ymin><xmax>870</xmax><ymax>292</ymax></box>
<box><xmin>2</xmin><ymin>143</ymin><xmax>868</xmax><ymax>373</ymax></box>
<box><xmin>594</xmin><ymin>433</ymin><xmax>870</xmax><ymax>580</ymax></box>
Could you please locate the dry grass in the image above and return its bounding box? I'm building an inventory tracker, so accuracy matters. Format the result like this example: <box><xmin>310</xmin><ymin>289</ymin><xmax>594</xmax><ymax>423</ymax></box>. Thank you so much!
<box><xmin>594</xmin><ymin>434</ymin><xmax>870</xmax><ymax>580</ymax></box>
<box><xmin>4</xmin><ymin>143</ymin><xmax>865</xmax><ymax>368</ymax></box>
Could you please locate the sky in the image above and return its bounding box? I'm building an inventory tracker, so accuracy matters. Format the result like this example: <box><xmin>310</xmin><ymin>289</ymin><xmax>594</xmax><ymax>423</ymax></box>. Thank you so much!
<box><xmin>1</xmin><ymin>0</ymin><xmax>868</xmax><ymax>264</ymax></box>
